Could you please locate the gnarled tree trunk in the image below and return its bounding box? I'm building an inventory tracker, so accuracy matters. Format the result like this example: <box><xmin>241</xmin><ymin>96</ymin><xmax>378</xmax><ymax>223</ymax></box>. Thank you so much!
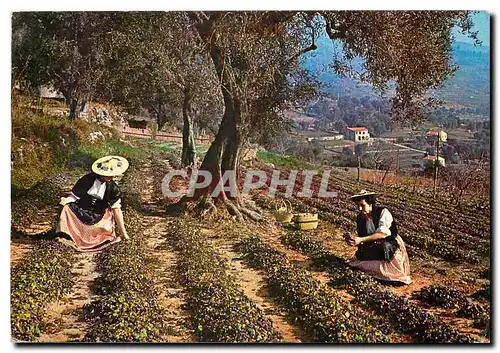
<box><xmin>181</xmin><ymin>87</ymin><xmax>197</xmax><ymax>167</ymax></box>
<box><xmin>174</xmin><ymin>14</ymin><xmax>259</xmax><ymax>221</ymax></box>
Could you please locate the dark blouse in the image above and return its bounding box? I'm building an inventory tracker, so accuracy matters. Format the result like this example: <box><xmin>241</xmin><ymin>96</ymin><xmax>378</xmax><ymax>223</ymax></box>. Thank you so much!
<box><xmin>355</xmin><ymin>206</ymin><xmax>400</xmax><ymax>262</ymax></box>
<box><xmin>68</xmin><ymin>173</ymin><xmax>122</xmax><ymax>225</ymax></box>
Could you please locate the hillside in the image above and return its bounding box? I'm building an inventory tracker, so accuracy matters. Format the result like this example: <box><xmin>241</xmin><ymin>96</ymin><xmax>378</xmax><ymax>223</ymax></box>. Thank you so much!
<box><xmin>302</xmin><ymin>37</ymin><xmax>490</xmax><ymax>115</ymax></box>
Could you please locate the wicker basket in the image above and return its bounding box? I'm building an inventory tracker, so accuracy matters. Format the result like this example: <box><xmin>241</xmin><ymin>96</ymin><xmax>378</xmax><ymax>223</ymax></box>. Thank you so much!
<box><xmin>274</xmin><ymin>199</ymin><xmax>294</xmax><ymax>224</ymax></box>
<box><xmin>294</xmin><ymin>212</ymin><xmax>319</xmax><ymax>230</ymax></box>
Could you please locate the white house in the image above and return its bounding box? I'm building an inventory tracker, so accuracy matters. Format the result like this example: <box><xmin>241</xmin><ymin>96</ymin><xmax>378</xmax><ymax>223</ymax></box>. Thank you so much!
<box><xmin>426</xmin><ymin>129</ymin><xmax>448</xmax><ymax>142</ymax></box>
<box><xmin>346</xmin><ymin>127</ymin><xmax>370</xmax><ymax>141</ymax></box>
<box><xmin>422</xmin><ymin>155</ymin><xmax>446</xmax><ymax>168</ymax></box>
<box><xmin>39</xmin><ymin>85</ymin><xmax>65</xmax><ymax>99</ymax></box>
<box><xmin>307</xmin><ymin>134</ymin><xmax>344</xmax><ymax>142</ymax></box>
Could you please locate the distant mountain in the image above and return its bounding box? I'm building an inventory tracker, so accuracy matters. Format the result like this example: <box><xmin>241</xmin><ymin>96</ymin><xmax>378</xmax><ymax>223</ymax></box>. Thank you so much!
<box><xmin>302</xmin><ymin>37</ymin><xmax>490</xmax><ymax>115</ymax></box>
<box><xmin>435</xmin><ymin>41</ymin><xmax>490</xmax><ymax>113</ymax></box>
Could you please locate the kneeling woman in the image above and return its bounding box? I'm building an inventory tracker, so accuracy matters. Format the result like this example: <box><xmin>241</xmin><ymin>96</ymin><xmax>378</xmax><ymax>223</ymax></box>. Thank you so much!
<box><xmin>57</xmin><ymin>155</ymin><xmax>130</xmax><ymax>252</ymax></box>
<box><xmin>344</xmin><ymin>190</ymin><xmax>411</xmax><ymax>285</ymax></box>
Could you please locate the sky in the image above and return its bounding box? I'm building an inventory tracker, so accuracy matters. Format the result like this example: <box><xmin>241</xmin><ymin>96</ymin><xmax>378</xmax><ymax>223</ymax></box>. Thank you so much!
<box><xmin>453</xmin><ymin>11</ymin><xmax>490</xmax><ymax>46</ymax></box>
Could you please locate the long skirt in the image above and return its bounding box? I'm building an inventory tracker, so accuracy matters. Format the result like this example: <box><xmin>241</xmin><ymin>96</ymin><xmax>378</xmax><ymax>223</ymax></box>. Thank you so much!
<box><xmin>56</xmin><ymin>204</ymin><xmax>120</xmax><ymax>252</ymax></box>
<box><xmin>348</xmin><ymin>235</ymin><xmax>412</xmax><ymax>285</ymax></box>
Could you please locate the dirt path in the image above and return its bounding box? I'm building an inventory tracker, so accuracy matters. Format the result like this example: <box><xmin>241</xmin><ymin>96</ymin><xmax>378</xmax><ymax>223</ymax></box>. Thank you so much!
<box><xmin>36</xmin><ymin>252</ymin><xmax>97</xmax><ymax>342</ymax></box>
<box><xmin>205</xmin><ymin>231</ymin><xmax>304</xmax><ymax>343</ymax></box>
<box><xmin>137</xmin><ymin>157</ymin><xmax>195</xmax><ymax>343</ymax></box>
<box><xmin>142</xmin><ymin>217</ymin><xmax>196</xmax><ymax>343</ymax></box>
<box><xmin>10</xmin><ymin>240</ymin><xmax>35</xmax><ymax>268</ymax></box>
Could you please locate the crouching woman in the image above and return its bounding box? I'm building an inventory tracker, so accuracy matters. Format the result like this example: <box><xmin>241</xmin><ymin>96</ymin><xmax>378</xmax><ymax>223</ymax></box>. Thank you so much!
<box><xmin>344</xmin><ymin>190</ymin><xmax>412</xmax><ymax>285</ymax></box>
<box><xmin>56</xmin><ymin>155</ymin><xmax>130</xmax><ymax>252</ymax></box>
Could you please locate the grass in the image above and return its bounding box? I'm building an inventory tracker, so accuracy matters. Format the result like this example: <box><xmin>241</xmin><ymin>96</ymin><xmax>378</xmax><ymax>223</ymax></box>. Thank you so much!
<box><xmin>257</xmin><ymin>149</ymin><xmax>321</xmax><ymax>172</ymax></box>
<box><xmin>154</xmin><ymin>141</ymin><xmax>179</xmax><ymax>152</ymax></box>
<box><xmin>11</xmin><ymin>101</ymin><xmax>144</xmax><ymax>190</ymax></box>
<box><xmin>76</xmin><ymin>139</ymin><xmax>146</xmax><ymax>161</ymax></box>
<box><xmin>147</xmin><ymin>140</ymin><xmax>210</xmax><ymax>161</ymax></box>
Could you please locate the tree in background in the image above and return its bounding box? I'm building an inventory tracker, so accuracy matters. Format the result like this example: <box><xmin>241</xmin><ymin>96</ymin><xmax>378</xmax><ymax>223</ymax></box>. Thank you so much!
<box><xmin>182</xmin><ymin>11</ymin><xmax>319</xmax><ymax>219</ymax></box>
<box><xmin>12</xmin><ymin>10</ymin><xmax>480</xmax><ymax>220</ymax></box>
<box><xmin>98</xmin><ymin>12</ymin><xmax>222</xmax><ymax>167</ymax></box>
<box><xmin>12</xmin><ymin>12</ymin><xmax>118</xmax><ymax>120</ymax></box>
<box><xmin>441</xmin><ymin>156</ymin><xmax>489</xmax><ymax>208</ymax></box>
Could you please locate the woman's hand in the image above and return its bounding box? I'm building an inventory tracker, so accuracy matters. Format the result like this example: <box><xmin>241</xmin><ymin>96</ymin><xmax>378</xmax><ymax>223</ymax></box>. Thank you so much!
<box><xmin>344</xmin><ymin>232</ymin><xmax>361</xmax><ymax>247</ymax></box>
<box><xmin>350</xmin><ymin>236</ymin><xmax>362</xmax><ymax>246</ymax></box>
<box><xmin>112</xmin><ymin>208</ymin><xmax>129</xmax><ymax>240</ymax></box>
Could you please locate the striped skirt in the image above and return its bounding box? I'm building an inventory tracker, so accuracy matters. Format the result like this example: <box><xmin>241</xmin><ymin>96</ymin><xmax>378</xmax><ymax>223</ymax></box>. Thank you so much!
<box><xmin>347</xmin><ymin>235</ymin><xmax>412</xmax><ymax>285</ymax></box>
<box><xmin>56</xmin><ymin>204</ymin><xmax>121</xmax><ymax>252</ymax></box>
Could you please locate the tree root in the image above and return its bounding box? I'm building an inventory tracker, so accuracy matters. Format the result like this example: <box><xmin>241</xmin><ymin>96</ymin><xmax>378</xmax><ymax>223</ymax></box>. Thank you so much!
<box><xmin>223</xmin><ymin>199</ymin><xmax>244</xmax><ymax>222</ymax></box>
<box><xmin>199</xmin><ymin>198</ymin><xmax>217</xmax><ymax>218</ymax></box>
<box><xmin>241</xmin><ymin>199</ymin><xmax>263</xmax><ymax>215</ymax></box>
<box><xmin>169</xmin><ymin>193</ymin><xmax>264</xmax><ymax>223</ymax></box>
<box><xmin>239</xmin><ymin>206</ymin><xmax>262</xmax><ymax>221</ymax></box>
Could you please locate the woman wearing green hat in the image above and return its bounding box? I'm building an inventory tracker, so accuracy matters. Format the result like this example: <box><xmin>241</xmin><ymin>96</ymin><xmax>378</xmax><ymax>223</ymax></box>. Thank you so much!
<box><xmin>344</xmin><ymin>190</ymin><xmax>411</xmax><ymax>285</ymax></box>
<box><xmin>56</xmin><ymin>155</ymin><xmax>130</xmax><ymax>252</ymax></box>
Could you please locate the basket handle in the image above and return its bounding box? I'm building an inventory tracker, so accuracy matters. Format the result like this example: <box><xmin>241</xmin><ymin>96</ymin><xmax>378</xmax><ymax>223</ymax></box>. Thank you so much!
<box><xmin>284</xmin><ymin>199</ymin><xmax>293</xmax><ymax>213</ymax></box>
<box><xmin>275</xmin><ymin>199</ymin><xmax>287</xmax><ymax>212</ymax></box>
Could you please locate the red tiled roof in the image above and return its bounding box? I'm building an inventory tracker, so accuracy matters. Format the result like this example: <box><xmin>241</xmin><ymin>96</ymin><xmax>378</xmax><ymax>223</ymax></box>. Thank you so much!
<box><xmin>347</xmin><ymin>127</ymin><xmax>368</xmax><ymax>132</ymax></box>
<box><xmin>426</xmin><ymin>129</ymin><xmax>440</xmax><ymax>135</ymax></box>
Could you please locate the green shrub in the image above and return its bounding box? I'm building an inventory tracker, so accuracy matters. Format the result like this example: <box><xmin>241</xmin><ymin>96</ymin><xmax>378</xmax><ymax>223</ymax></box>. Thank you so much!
<box><xmin>257</xmin><ymin>150</ymin><xmax>318</xmax><ymax>170</ymax></box>
<box><xmin>11</xmin><ymin>104</ymin><xmax>130</xmax><ymax>189</ymax></box>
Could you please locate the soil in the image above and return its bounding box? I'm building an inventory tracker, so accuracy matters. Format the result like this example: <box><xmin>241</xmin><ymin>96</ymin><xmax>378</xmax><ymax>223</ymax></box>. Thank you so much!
<box><xmin>10</xmin><ymin>150</ymin><xmax>490</xmax><ymax>343</ymax></box>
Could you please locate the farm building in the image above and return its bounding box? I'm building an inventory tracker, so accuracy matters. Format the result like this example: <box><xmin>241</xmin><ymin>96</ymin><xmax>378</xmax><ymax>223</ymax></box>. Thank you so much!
<box><xmin>422</xmin><ymin>155</ymin><xmax>446</xmax><ymax>168</ymax></box>
<box><xmin>39</xmin><ymin>85</ymin><xmax>65</xmax><ymax>100</ymax></box>
<box><xmin>306</xmin><ymin>134</ymin><xmax>344</xmax><ymax>142</ymax></box>
<box><xmin>426</xmin><ymin>129</ymin><xmax>448</xmax><ymax>142</ymax></box>
<box><xmin>346</xmin><ymin>127</ymin><xmax>370</xmax><ymax>141</ymax></box>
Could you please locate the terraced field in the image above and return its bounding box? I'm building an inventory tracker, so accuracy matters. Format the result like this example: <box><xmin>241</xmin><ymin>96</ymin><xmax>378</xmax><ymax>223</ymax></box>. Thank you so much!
<box><xmin>10</xmin><ymin>142</ymin><xmax>490</xmax><ymax>343</ymax></box>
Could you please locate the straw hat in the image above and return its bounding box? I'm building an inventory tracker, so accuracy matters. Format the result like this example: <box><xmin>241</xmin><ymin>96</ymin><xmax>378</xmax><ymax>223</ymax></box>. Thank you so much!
<box><xmin>349</xmin><ymin>189</ymin><xmax>377</xmax><ymax>201</ymax></box>
<box><xmin>92</xmin><ymin>155</ymin><xmax>129</xmax><ymax>177</ymax></box>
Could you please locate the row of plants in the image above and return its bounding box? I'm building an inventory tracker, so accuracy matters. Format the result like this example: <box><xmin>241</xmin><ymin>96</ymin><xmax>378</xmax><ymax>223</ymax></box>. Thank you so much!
<box><xmin>235</xmin><ymin>235</ymin><xmax>389</xmax><ymax>343</ymax></box>
<box><xmin>288</xmin><ymin>168</ymin><xmax>488</xmax><ymax>252</ymax></box>
<box><xmin>418</xmin><ymin>285</ymin><xmax>490</xmax><ymax>322</ymax></box>
<box><xmin>11</xmin><ymin>241</ymin><xmax>75</xmax><ymax>341</ymax></box>
<box><xmin>303</xmin><ymin>196</ymin><xmax>482</xmax><ymax>264</ymax></box>
<box><xmin>255</xmin><ymin>164</ymin><xmax>489</xmax><ymax>240</ymax></box>
<box><xmin>303</xmin><ymin>193</ymin><xmax>488</xmax><ymax>253</ymax></box>
<box><xmin>167</xmin><ymin>219</ymin><xmax>281</xmax><ymax>342</ymax></box>
<box><xmin>327</xmin><ymin>167</ymin><xmax>489</xmax><ymax>218</ymax></box>
<box><xmin>279</xmin><ymin>231</ymin><xmax>477</xmax><ymax>343</ymax></box>
<box><xmin>11</xmin><ymin>170</ymin><xmax>83</xmax><ymax>232</ymax></box>
<box><xmin>82</xmin><ymin>237</ymin><xmax>169</xmax><ymax>342</ymax></box>
<box><xmin>473</xmin><ymin>283</ymin><xmax>490</xmax><ymax>301</ymax></box>
<box><xmin>253</xmin><ymin>192</ymin><xmax>480</xmax><ymax>265</ymax></box>
<box><xmin>82</xmin><ymin>158</ymin><xmax>169</xmax><ymax>342</ymax></box>
<box><xmin>326</xmin><ymin>170</ymin><xmax>489</xmax><ymax>237</ymax></box>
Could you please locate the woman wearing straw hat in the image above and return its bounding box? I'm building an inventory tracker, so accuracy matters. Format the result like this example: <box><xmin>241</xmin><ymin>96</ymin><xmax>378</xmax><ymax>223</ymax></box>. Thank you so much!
<box><xmin>56</xmin><ymin>155</ymin><xmax>130</xmax><ymax>252</ymax></box>
<box><xmin>344</xmin><ymin>190</ymin><xmax>411</xmax><ymax>285</ymax></box>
